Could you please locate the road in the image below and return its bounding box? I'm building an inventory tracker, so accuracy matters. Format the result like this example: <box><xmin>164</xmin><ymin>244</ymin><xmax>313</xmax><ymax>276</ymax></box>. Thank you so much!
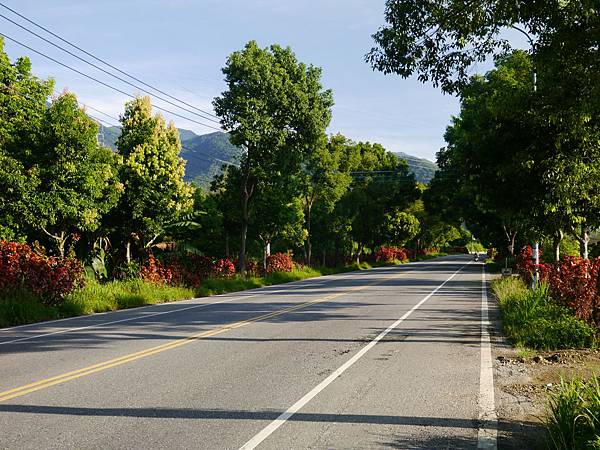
<box><xmin>0</xmin><ymin>255</ymin><xmax>496</xmax><ymax>449</ymax></box>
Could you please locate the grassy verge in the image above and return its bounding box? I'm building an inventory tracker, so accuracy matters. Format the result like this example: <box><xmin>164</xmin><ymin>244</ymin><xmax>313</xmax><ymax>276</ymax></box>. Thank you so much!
<box><xmin>491</xmin><ymin>277</ymin><xmax>596</xmax><ymax>350</ymax></box>
<box><xmin>0</xmin><ymin>281</ymin><xmax>195</xmax><ymax>328</ymax></box>
<box><xmin>545</xmin><ymin>377</ymin><xmax>600</xmax><ymax>450</ymax></box>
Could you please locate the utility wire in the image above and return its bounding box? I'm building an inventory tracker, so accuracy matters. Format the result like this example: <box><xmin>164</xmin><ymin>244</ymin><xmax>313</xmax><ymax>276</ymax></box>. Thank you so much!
<box><xmin>1</xmin><ymin>81</ymin><xmax>237</xmax><ymax>168</ymax></box>
<box><xmin>0</xmin><ymin>12</ymin><xmax>221</xmax><ymax>125</ymax></box>
<box><xmin>0</xmin><ymin>1</ymin><xmax>220</xmax><ymax>121</ymax></box>
<box><xmin>0</xmin><ymin>33</ymin><xmax>222</xmax><ymax>131</ymax></box>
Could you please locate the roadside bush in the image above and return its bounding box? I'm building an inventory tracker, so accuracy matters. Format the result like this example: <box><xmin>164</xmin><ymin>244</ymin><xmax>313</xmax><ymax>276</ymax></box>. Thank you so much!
<box><xmin>265</xmin><ymin>252</ymin><xmax>293</xmax><ymax>273</ymax></box>
<box><xmin>0</xmin><ymin>240</ymin><xmax>84</xmax><ymax>305</ymax></box>
<box><xmin>140</xmin><ymin>252</ymin><xmax>236</xmax><ymax>286</ymax></box>
<box><xmin>546</xmin><ymin>377</ymin><xmax>600</xmax><ymax>450</ymax></box>
<box><xmin>375</xmin><ymin>246</ymin><xmax>408</xmax><ymax>263</ymax></box>
<box><xmin>492</xmin><ymin>277</ymin><xmax>595</xmax><ymax>349</ymax></box>
<box><xmin>543</xmin><ymin>257</ymin><xmax>600</xmax><ymax>325</ymax></box>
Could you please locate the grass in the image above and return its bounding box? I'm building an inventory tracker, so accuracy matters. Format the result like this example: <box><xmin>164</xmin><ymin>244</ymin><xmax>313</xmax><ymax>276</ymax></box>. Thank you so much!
<box><xmin>492</xmin><ymin>277</ymin><xmax>596</xmax><ymax>350</ymax></box>
<box><xmin>545</xmin><ymin>377</ymin><xmax>600</xmax><ymax>449</ymax></box>
<box><xmin>0</xmin><ymin>281</ymin><xmax>195</xmax><ymax>328</ymax></box>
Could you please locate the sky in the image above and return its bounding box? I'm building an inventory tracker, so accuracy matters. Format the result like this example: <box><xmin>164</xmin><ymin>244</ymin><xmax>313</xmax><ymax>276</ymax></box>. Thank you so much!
<box><xmin>1</xmin><ymin>0</ymin><xmax>488</xmax><ymax>161</ymax></box>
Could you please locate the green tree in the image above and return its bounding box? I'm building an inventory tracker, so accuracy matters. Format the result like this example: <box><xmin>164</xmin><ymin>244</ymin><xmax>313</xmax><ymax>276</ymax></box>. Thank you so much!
<box><xmin>34</xmin><ymin>93</ymin><xmax>121</xmax><ymax>257</ymax></box>
<box><xmin>383</xmin><ymin>210</ymin><xmax>420</xmax><ymax>247</ymax></box>
<box><xmin>336</xmin><ymin>141</ymin><xmax>419</xmax><ymax>262</ymax></box>
<box><xmin>367</xmin><ymin>1</ymin><xmax>599</xmax><ymax>93</ymax></box>
<box><xmin>116</xmin><ymin>96</ymin><xmax>193</xmax><ymax>261</ymax></box>
<box><xmin>299</xmin><ymin>134</ymin><xmax>352</xmax><ymax>265</ymax></box>
<box><xmin>213</xmin><ymin>41</ymin><xmax>333</xmax><ymax>273</ymax></box>
<box><xmin>0</xmin><ymin>38</ymin><xmax>52</xmax><ymax>240</ymax></box>
<box><xmin>251</xmin><ymin>177</ymin><xmax>305</xmax><ymax>269</ymax></box>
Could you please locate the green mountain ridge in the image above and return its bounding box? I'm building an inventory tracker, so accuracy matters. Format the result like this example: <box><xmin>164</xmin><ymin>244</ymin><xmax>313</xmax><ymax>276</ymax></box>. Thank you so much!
<box><xmin>98</xmin><ymin>127</ymin><xmax>437</xmax><ymax>184</ymax></box>
<box><xmin>392</xmin><ymin>151</ymin><xmax>438</xmax><ymax>184</ymax></box>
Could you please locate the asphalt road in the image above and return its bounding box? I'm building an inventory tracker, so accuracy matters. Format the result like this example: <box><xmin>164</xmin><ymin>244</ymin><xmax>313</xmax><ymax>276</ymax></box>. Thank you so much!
<box><xmin>0</xmin><ymin>255</ymin><xmax>495</xmax><ymax>449</ymax></box>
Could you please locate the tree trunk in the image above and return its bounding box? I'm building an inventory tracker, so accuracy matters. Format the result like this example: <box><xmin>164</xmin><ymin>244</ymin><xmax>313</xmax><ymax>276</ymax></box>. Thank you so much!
<box><xmin>239</xmin><ymin>186</ymin><xmax>251</xmax><ymax>275</ymax></box>
<box><xmin>57</xmin><ymin>231</ymin><xmax>67</xmax><ymax>259</ymax></box>
<box><xmin>503</xmin><ymin>224</ymin><xmax>517</xmax><ymax>257</ymax></box>
<box><xmin>225</xmin><ymin>233</ymin><xmax>230</xmax><ymax>258</ymax></box>
<box><xmin>305</xmin><ymin>201</ymin><xmax>313</xmax><ymax>266</ymax></box>
<box><xmin>571</xmin><ymin>222</ymin><xmax>590</xmax><ymax>260</ymax></box>
<box><xmin>553</xmin><ymin>230</ymin><xmax>563</xmax><ymax>262</ymax></box>
<box><xmin>322</xmin><ymin>249</ymin><xmax>326</xmax><ymax>267</ymax></box>
<box><xmin>260</xmin><ymin>240</ymin><xmax>271</xmax><ymax>270</ymax></box>
<box><xmin>580</xmin><ymin>223</ymin><xmax>590</xmax><ymax>259</ymax></box>
<box><xmin>125</xmin><ymin>240</ymin><xmax>131</xmax><ymax>264</ymax></box>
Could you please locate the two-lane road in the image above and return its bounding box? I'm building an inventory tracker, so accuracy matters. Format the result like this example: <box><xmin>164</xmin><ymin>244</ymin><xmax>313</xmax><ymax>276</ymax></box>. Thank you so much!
<box><xmin>0</xmin><ymin>255</ymin><xmax>496</xmax><ymax>449</ymax></box>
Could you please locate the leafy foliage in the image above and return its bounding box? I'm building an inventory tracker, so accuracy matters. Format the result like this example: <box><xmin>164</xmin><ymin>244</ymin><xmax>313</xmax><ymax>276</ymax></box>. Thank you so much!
<box><xmin>0</xmin><ymin>241</ymin><xmax>84</xmax><ymax>305</ymax></box>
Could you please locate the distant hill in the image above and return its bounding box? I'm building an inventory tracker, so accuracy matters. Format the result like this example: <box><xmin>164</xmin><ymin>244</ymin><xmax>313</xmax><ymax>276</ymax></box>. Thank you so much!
<box><xmin>98</xmin><ymin>126</ymin><xmax>437</xmax><ymax>185</ymax></box>
<box><xmin>180</xmin><ymin>132</ymin><xmax>241</xmax><ymax>185</ymax></box>
<box><xmin>98</xmin><ymin>126</ymin><xmax>241</xmax><ymax>186</ymax></box>
<box><xmin>393</xmin><ymin>152</ymin><xmax>438</xmax><ymax>184</ymax></box>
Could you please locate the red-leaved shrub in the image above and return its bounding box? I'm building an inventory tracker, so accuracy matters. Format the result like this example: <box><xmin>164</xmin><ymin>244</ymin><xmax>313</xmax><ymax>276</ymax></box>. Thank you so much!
<box><xmin>517</xmin><ymin>245</ymin><xmax>600</xmax><ymax>326</ymax></box>
<box><xmin>0</xmin><ymin>241</ymin><xmax>84</xmax><ymax>305</ymax></box>
<box><xmin>265</xmin><ymin>253</ymin><xmax>293</xmax><ymax>274</ymax></box>
<box><xmin>544</xmin><ymin>257</ymin><xmax>600</xmax><ymax>325</ymax></box>
<box><xmin>140</xmin><ymin>253</ymin><xmax>236</xmax><ymax>286</ymax></box>
<box><xmin>375</xmin><ymin>246</ymin><xmax>408</xmax><ymax>263</ymax></box>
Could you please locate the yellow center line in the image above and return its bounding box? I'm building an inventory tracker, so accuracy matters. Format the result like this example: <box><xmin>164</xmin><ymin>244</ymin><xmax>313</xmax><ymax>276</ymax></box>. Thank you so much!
<box><xmin>0</xmin><ymin>271</ymin><xmax>409</xmax><ymax>403</ymax></box>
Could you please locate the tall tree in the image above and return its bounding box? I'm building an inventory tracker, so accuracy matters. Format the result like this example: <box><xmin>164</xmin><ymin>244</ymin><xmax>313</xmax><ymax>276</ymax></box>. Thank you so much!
<box><xmin>367</xmin><ymin>1</ymin><xmax>599</xmax><ymax>94</ymax></box>
<box><xmin>0</xmin><ymin>37</ymin><xmax>52</xmax><ymax>241</ymax></box>
<box><xmin>34</xmin><ymin>93</ymin><xmax>121</xmax><ymax>257</ymax></box>
<box><xmin>299</xmin><ymin>134</ymin><xmax>352</xmax><ymax>265</ymax></box>
<box><xmin>116</xmin><ymin>96</ymin><xmax>193</xmax><ymax>261</ymax></box>
<box><xmin>213</xmin><ymin>41</ymin><xmax>333</xmax><ymax>273</ymax></box>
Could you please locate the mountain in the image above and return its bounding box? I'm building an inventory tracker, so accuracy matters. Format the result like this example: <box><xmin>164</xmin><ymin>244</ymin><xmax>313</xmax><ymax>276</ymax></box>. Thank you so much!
<box><xmin>180</xmin><ymin>132</ymin><xmax>241</xmax><ymax>185</ymax></box>
<box><xmin>98</xmin><ymin>126</ymin><xmax>437</xmax><ymax>185</ymax></box>
<box><xmin>393</xmin><ymin>152</ymin><xmax>438</xmax><ymax>184</ymax></box>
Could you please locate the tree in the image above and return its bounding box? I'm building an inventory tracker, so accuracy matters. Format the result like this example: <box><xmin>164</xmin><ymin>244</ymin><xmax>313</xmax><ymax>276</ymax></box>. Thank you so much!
<box><xmin>116</xmin><ymin>96</ymin><xmax>193</xmax><ymax>261</ymax></box>
<box><xmin>251</xmin><ymin>177</ymin><xmax>305</xmax><ymax>269</ymax></box>
<box><xmin>432</xmin><ymin>52</ymin><xmax>542</xmax><ymax>256</ymax></box>
<box><xmin>367</xmin><ymin>1</ymin><xmax>599</xmax><ymax>94</ymax></box>
<box><xmin>213</xmin><ymin>41</ymin><xmax>333</xmax><ymax>273</ymax></box>
<box><xmin>383</xmin><ymin>210</ymin><xmax>420</xmax><ymax>247</ymax></box>
<box><xmin>32</xmin><ymin>93</ymin><xmax>122</xmax><ymax>257</ymax></box>
<box><xmin>299</xmin><ymin>134</ymin><xmax>352</xmax><ymax>265</ymax></box>
<box><xmin>0</xmin><ymin>37</ymin><xmax>52</xmax><ymax>241</ymax></box>
<box><xmin>336</xmin><ymin>141</ymin><xmax>419</xmax><ymax>262</ymax></box>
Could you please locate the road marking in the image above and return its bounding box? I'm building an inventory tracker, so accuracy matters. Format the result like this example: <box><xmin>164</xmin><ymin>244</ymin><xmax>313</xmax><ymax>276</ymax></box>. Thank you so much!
<box><xmin>0</xmin><ymin>295</ymin><xmax>259</xmax><ymax>346</ymax></box>
<box><xmin>0</xmin><ymin>266</ymin><xmax>402</xmax><ymax>343</ymax></box>
<box><xmin>477</xmin><ymin>265</ymin><xmax>498</xmax><ymax>449</ymax></box>
<box><xmin>0</xmin><ymin>267</ymin><xmax>418</xmax><ymax>403</ymax></box>
<box><xmin>239</xmin><ymin>262</ymin><xmax>469</xmax><ymax>450</ymax></box>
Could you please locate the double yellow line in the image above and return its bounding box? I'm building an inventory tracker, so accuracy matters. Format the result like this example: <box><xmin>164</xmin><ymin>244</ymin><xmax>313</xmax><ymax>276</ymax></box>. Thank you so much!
<box><xmin>0</xmin><ymin>274</ymin><xmax>400</xmax><ymax>403</ymax></box>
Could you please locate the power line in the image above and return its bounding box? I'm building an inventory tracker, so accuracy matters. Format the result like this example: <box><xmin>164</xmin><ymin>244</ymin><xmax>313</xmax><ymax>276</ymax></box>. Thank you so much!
<box><xmin>0</xmin><ymin>2</ymin><xmax>220</xmax><ymax>121</ymax></box>
<box><xmin>0</xmin><ymin>12</ymin><xmax>222</xmax><ymax>125</ymax></box>
<box><xmin>0</xmin><ymin>32</ymin><xmax>222</xmax><ymax>132</ymax></box>
<box><xmin>1</xmin><ymin>81</ymin><xmax>238</xmax><ymax>169</ymax></box>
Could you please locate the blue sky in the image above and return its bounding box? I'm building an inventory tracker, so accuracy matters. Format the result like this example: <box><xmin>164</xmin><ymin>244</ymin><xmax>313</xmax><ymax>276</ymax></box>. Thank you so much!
<box><xmin>2</xmin><ymin>0</ymin><xmax>505</xmax><ymax>161</ymax></box>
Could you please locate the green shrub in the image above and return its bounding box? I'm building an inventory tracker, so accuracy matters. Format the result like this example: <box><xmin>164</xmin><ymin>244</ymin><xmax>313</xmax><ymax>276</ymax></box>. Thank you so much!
<box><xmin>492</xmin><ymin>278</ymin><xmax>596</xmax><ymax>349</ymax></box>
<box><xmin>546</xmin><ymin>377</ymin><xmax>600</xmax><ymax>449</ymax></box>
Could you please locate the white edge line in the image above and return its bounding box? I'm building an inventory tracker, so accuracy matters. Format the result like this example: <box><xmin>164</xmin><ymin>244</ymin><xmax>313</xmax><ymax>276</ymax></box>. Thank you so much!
<box><xmin>0</xmin><ymin>256</ymin><xmax>449</xmax><ymax>334</ymax></box>
<box><xmin>0</xmin><ymin>261</ymin><xmax>440</xmax><ymax>346</ymax></box>
<box><xmin>239</xmin><ymin>261</ymin><xmax>470</xmax><ymax>450</ymax></box>
<box><xmin>0</xmin><ymin>257</ymin><xmax>460</xmax><ymax>346</ymax></box>
<box><xmin>0</xmin><ymin>295</ymin><xmax>258</xmax><ymax>346</ymax></box>
<box><xmin>477</xmin><ymin>265</ymin><xmax>498</xmax><ymax>450</ymax></box>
